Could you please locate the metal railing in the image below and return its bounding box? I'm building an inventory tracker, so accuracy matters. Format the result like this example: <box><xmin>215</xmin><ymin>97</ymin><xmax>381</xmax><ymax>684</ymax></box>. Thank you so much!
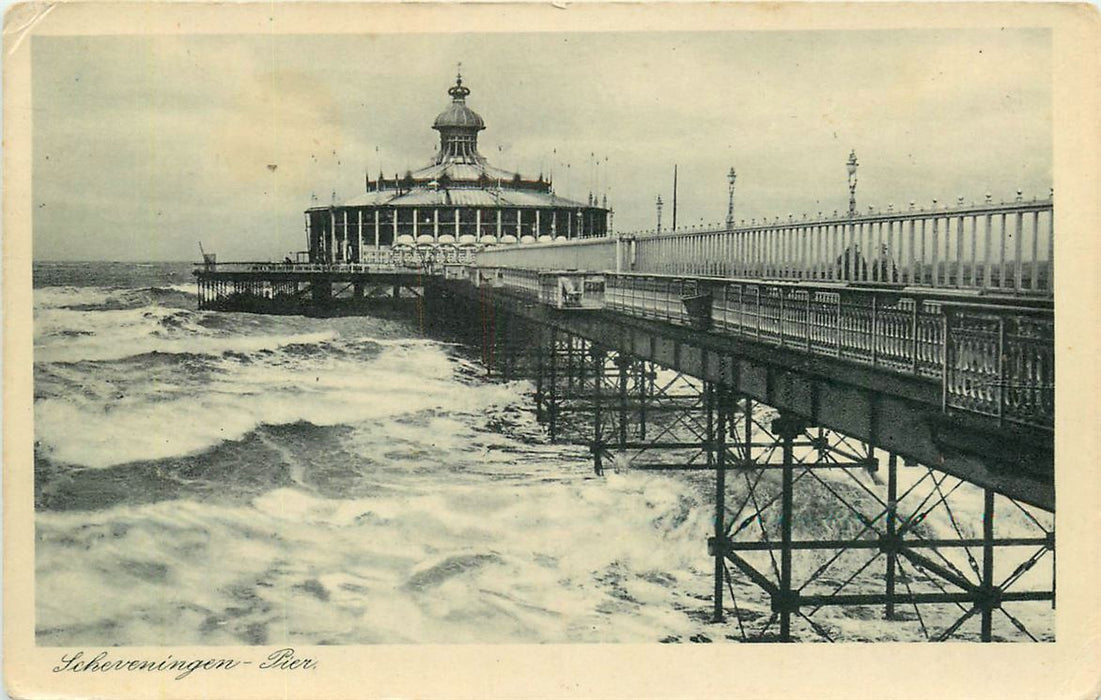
<box><xmin>628</xmin><ymin>199</ymin><xmax>1053</xmax><ymax>294</ymax></box>
<box><xmin>477</xmin><ymin>237</ymin><xmax>618</xmax><ymax>271</ymax></box>
<box><xmin>194</xmin><ymin>261</ymin><xmax>416</xmax><ymax>274</ymax></box>
<box><xmin>193</xmin><ymin>247</ymin><xmax>477</xmax><ymax>275</ymax></box>
<box><xmin>498</xmin><ymin>268</ymin><xmax>542</xmax><ymax>297</ymax></box>
<box><xmin>600</xmin><ymin>273</ymin><xmax>1053</xmax><ymax>429</ymax></box>
<box><xmin>478</xmin><ymin>198</ymin><xmax>1054</xmax><ymax>296</ymax></box>
<box><xmin>391</xmin><ymin>246</ymin><xmax>477</xmax><ymax>267</ymax></box>
<box><xmin>943</xmin><ymin>305</ymin><xmax>1054</xmax><ymax>428</ymax></box>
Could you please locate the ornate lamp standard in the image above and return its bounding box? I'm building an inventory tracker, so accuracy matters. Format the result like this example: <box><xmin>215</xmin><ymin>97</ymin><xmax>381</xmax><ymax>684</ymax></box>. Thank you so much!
<box><xmin>656</xmin><ymin>195</ymin><xmax>664</xmax><ymax>234</ymax></box>
<box><xmin>846</xmin><ymin>150</ymin><xmax>859</xmax><ymax>217</ymax></box>
<box><xmin>726</xmin><ymin>167</ymin><xmax>737</xmax><ymax>232</ymax></box>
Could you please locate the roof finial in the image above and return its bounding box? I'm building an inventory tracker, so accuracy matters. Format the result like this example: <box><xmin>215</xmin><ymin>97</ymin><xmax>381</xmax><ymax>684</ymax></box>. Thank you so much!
<box><xmin>448</xmin><ymin>64</ymin><xmax>470</xmax><ymax>101</ymax></box>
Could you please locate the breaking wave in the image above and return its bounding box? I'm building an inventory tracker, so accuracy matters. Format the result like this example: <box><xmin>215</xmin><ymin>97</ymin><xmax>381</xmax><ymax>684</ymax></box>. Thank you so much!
<box><xmin>32</xmin><ymin>264</ymin><xmax>1053</xmax><ymax>646</ymax></box>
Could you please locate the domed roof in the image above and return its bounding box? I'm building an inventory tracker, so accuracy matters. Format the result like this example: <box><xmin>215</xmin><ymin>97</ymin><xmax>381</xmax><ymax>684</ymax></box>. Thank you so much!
<box><xmin>432</xmin><ymin>74</ymin><xmax>485</xmax><ymax>131</ymax></box>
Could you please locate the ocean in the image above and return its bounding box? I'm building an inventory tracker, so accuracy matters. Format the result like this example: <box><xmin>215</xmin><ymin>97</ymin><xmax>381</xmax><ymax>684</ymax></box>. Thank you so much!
<box><xmin>32</xmin><ymin>262</ymin><xmax>1053</xmax><ymax>645</ymax></box>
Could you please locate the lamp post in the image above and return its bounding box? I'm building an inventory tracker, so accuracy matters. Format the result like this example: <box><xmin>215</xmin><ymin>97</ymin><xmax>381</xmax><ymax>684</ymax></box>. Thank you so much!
<box><xmin>846</xmin><ymin>150</ymin><xmax>859</xmax><ymax>217</ymax></box>
<box><xmin>656</xmin><ymin>195</ymin><xmax>664</xmax><ymax>234</ymax></box>
<box><xmin>726</xmin><ymin>167</ymin><xmax>737</xmax><ymax>232</ymax></box>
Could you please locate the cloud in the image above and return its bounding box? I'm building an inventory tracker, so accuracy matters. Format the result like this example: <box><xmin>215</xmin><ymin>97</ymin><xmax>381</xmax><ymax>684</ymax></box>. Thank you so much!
<box><xmin>32</xmin><ymin>30</ymin><xmax>1051</xmax><ymax>260</ymax></box>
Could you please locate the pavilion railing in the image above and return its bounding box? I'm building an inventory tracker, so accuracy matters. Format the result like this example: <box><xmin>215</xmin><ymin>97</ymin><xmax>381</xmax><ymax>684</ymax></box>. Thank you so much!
<box><xmin>193</xmin><ymin>247</ymin><xmax>477</xmax><ymax>274</ymax></box>
<box><xmin>194</xmin><ymin>262</ymin><xmax>413</xmax><ymax>274</ymax></box>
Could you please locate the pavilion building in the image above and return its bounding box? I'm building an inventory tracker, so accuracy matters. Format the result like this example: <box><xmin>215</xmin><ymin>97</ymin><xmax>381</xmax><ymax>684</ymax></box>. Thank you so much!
<box><xmin>305</xmin><ymin>74</ymin><xmax>610</xmax><ymax>263</ymax></box>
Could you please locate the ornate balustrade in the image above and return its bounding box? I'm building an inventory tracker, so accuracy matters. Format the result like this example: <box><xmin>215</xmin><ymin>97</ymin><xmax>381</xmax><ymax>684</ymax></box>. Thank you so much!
<box><xmin>943</xmin><ymin>305</ymin><xmax>1054</xmax><ymax>428</ymax></box>
<box><xmin>602</xmin><ymin>273</ymin><xmax>1053</xmax><ymax>429</ymax></box>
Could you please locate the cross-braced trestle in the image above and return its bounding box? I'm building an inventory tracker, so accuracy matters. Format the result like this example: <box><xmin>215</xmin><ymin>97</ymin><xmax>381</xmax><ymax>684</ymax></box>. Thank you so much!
<box><xmin>493</xmin><ymin>319</ymin><xmax>1054</xmax><ymax>642</ymax></box>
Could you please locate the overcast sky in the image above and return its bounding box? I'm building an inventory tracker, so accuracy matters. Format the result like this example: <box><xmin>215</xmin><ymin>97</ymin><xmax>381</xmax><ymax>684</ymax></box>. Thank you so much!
<box><xmin>32</xmin><ymin>29</ymin><xmax>1051</xmax><ymax>261</ymax></box>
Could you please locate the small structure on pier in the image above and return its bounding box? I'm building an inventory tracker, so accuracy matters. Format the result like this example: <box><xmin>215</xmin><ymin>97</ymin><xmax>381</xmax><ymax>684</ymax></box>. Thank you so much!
<box><xmin>305</xmin><ymin>71</ymin><xmax>610</xmax><ymax>265</ymax></box>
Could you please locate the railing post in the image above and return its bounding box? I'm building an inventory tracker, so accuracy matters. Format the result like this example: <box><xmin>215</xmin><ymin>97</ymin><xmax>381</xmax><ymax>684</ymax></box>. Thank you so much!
<box><xmin>955</xmin><ymin>213</ymin><xmax>965</xmax><ymax>288</ymax></box>
<box><xmin>1030</xmin><ymin>211</ymin><xmax>1041</xmax><ymax>291</ymax></box>
<box><xmin>1046</xmin><ymin>209</ymin><xmax>1055</xmax><ymax>293</ymax></box>
<box><xmin>779</xmin><ymin>287</ymin><xmax>786</xmax><ymax>347</ymax></box>
<box><xmin>931</xmin><ymin>215</ymin><xmax>940</xmax><ymax>287</ymax></box>
<box><xmin>1014</xmin><ymin>209</ymin><xmax>1024</xmax><ymax>291</ymax></box>
<box><xmin>997</xmin><ymin>316</ymin><xmax>1006</xmax><ymax>427</ymax></box>
<box><xmin>916</xmin><ymin>218</ymin><xmax>925</xmax><ymax>285</ymax></box>
<box><xmin>910</xmin><ymin>299</ymin><xmax>920</xmax><ymax>374</ymax></box>
<box><xmin>805</xmin><ymin>292</ymin><xmax>812</xmax><ymax>351</ymax></box>
<box><xmin>871</xmin><ymin>294</ymin><xmax>879</xmax><ymax>367</ymax></box>
<box><xmin>999</xmin><ymin>212</ymin><xmax>1009</xmax><ymax>288</ymax></box>
<box><xmin>835</xmin><ymin>294</ymin><xmax>843</xmax><ymax>357</ymax></box>
<box><xmin>984</xmin><ymin>212</ymin><xmax>994</xmax><ymax>289</ymax></box>
<box><xmin>969</xmin><ymin>213</ymin><xmax>978</xmax><ymax>288</ymax></box>
<box><xmin>941</xmin><ymin>309</ymin><xmax>951</xmax><ymax>413</ymax></box>
<box><xmin>755</xmin><ymin>286</ymin><xmax>762</xmax><ymax>340</ymax></box>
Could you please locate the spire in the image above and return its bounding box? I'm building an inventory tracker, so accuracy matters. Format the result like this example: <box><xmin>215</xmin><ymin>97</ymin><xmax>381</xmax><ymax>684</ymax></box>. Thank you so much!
<box><xmin>448</xmin><ymin>63</ymin><xmax>470</xmax><ymax>102</ymax></box>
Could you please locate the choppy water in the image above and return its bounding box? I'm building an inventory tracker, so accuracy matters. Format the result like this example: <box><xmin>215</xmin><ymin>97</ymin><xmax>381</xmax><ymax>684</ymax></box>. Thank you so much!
<box><xmin>33</xmin><ymin>262</ymin><xmax>1053</xmax><ymax>645</ymax></box>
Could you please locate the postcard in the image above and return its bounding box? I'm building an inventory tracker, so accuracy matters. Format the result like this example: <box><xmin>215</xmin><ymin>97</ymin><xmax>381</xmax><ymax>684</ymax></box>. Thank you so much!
<box><xmin>4</xmin><ymin>2</ymin><xmax>1099</xmax><ymax>698</ymax></box>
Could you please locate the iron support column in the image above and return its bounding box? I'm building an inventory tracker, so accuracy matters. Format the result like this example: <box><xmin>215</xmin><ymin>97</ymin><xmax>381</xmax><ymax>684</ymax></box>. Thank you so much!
<box><xmin>572</xmin><ymin>336</ymin><xmax>581</xmax><ymax>391</ymax></box>
<box><xmin>591</xmin><ymin>347</ymin><xmax>605</xmax><ymax>476</ymax></box>
<box><xmin>534</xmin><ymin>328</ymin><xmax>546</xmax><ymax>422</ymax></box>
<box><xmin>502</xmin><ymin>314</ymin><xmax>513</xmax><ymax>381</ymax></box>
<box><xmin>885</xmin><ymin>453</ymin><xmax>899</xmax><ymax>620</ymax></box>
<box><xmin>547</xmin><ymin>329</ymin><xmax>558</xmax><ymax>440</ymax></box>
<box><xmin>712</xmin><ymin>384</ymin><xmax>728</xmax><ymax>622</ymax></box>
<box><xmin>577</xmin><ymin>338</ymin><xmax>588</xmax><ymax>393</ymax></box>
<box><xmin>743</xmin><ymin>398</ymin><xmax>753</xmax><ymax>465</ymax></box>
<box><xmin>616</xmin><ymin>355</ymin><xmax>630</xmax><ymax>455</ymax></box>
<box><xmin>781</xmin><ymin>435</ymin><xmax>794</xmax><ymax>640</ymax></box>
<box><xmin>772</xmin><ymin>413</ymin><xmax>806</xmax><ymax>641</ymax></box>
<box><xmin>981</xmin><ymin>487</ymin><xmax>995</xmax><ymax>641</ymax></box>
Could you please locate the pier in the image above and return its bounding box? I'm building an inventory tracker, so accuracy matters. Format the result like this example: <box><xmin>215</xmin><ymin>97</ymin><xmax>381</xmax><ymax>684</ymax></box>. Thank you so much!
<box><xmin>195</xmin><ymin>195</ymin><xmax>1055</xmax><ymax>642</ymax></box>
<box><xmin>195</xmin><ymin>261</ymin><xmax>436</xmax><ymax>315</ymax></box>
